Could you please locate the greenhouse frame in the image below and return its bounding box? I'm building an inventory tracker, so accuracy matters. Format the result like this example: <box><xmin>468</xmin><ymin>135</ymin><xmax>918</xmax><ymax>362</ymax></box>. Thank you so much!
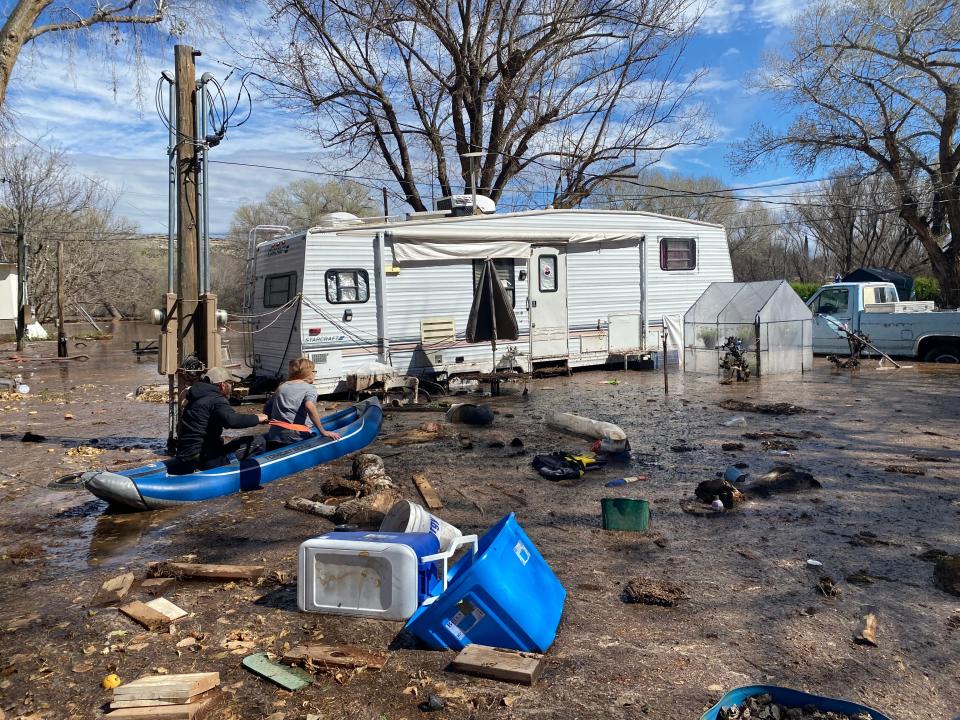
<box><xmin>683</xmin><ymin>280</ymin><xmax>813</xmax><ymax>376</ymax></box>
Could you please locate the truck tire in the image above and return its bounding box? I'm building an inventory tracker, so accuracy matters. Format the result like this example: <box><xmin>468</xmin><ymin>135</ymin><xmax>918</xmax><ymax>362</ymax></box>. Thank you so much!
<box><xmin>923</xmin><ymin>343</ymin><xmax>960</xmax><ymax>363</ymax></box>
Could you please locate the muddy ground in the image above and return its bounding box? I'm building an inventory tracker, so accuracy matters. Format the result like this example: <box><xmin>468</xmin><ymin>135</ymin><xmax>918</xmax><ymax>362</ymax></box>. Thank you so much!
<box><xmin>0</xmin><ymin>323</ymin><xmax>958</xmax><ymax>720</ymax></box>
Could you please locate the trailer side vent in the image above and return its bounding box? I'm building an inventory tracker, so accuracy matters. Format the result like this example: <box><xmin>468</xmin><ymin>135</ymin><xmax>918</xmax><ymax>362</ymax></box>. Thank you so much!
<box><xmin>420</xmin><ymin>317</ymin><xmax>456</xmax><ymax>345</ymax></box>
<box><xmin>308</xmin><ymin>352</ymin><xmax>329</xmax><ymax>365</ymax></box>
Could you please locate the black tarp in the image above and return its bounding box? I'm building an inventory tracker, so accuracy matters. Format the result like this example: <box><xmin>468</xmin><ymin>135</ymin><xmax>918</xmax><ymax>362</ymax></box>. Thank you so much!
<box><xmin>842</xmin><ymin>267</ymin><xmax>914</xmax><ymax>300</ymax></box>
<box><xmin>466</xmin><ymin>259</ymin><xmax>519</xmax><ymax>344</ymax></box>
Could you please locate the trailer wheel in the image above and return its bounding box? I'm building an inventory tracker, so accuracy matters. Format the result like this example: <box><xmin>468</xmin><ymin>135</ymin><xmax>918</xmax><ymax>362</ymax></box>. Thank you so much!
<box><xmin>923</xmin><ymin>343</ymin><xmax>960</xmax><ymax>363</ymax></box>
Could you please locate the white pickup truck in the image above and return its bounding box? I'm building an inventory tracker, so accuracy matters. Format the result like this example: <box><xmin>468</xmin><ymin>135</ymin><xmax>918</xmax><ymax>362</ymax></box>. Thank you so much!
<box><xmin>807</xmin><ymin>281</ymin><xmax>960</xmax><ymax>362</ymax></box>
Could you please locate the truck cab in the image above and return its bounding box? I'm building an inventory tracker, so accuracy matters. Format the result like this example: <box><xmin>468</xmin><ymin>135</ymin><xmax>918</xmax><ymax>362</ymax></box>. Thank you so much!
<box><xmin>808</xmin><ymin>283</ymin><xmax>899</xmax><ymax>355</ymax></box>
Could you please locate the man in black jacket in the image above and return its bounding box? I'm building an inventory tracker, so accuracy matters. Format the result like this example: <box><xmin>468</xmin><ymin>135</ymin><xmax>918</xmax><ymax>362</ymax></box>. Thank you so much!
<box><xmin>172</xmin><ymin>367</ymin><xmax>268</xmax><ymax>473</ymax></box>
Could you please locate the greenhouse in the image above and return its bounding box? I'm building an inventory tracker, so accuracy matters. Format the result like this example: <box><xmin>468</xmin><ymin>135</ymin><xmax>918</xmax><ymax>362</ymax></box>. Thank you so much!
<box><xmin>683</xmin><ymin>280</ymin><xmax>813</xmax><ymax>376</ymax></box>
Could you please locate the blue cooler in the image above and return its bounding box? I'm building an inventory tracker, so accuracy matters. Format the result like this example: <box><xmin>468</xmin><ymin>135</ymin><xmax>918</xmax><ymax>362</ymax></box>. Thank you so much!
<box><xmin>298</xmin><ymin>531</ymin><xmax>440</xmax><ymax>621</ymax></box>
<box><xmin>405</xmin><ymin>513</ymin><xmax>566</xmax><ymax>653</ymax></box>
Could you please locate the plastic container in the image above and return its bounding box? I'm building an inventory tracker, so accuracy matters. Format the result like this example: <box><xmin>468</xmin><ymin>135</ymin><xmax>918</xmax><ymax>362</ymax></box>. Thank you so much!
<box><xmin>380</xmin><ymin>500</ymin><xmax>462</xmax><ymax>552</ymax></box>
<box><xmin>600</xmin><ymin>498</ymin><xmax>650</xmax><ymax>531</ymax></box>
<box><xmin>298</xmin><ymin>531</ymin><xmax>440</xmax><ymax>621</ymax></box>
<box><xmin>722</xmin><ymin>415</ymin><xmax>747</xmax><ymax>427</ymax></box>
<box><xmin>700</xmin><ymin>685</ymin><xmax>892</xmax><ymax>720</ymax></box>
<box><xmin>405</xmin><ymin>513</ymin><xmax>565</xmax><ymax>653</ymax></box>
<box><xmin>723</xmin><ymin>466</ymin><xmax>748</xmax><ymax>483</ymax></box>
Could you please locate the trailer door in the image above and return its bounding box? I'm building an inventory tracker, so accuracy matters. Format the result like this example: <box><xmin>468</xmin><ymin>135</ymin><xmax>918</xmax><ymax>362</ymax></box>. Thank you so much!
<box><xmin>529</xmin><ymin>247</ymin><xmax>568</xmax><ymax>359</ymax></box>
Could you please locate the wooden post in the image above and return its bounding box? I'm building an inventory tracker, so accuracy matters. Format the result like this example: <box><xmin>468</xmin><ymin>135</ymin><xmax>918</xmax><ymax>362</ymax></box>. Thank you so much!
<box><xmin>175</xmin><ymin>44</ymin><xmax>200</xmax><ymax>365</ymax></box>
<box><xmin>15</xmin><ymin>222</ymin><xmax>25</xmax><ymax>351</ymax></box>
<box><xmin>662</xmin><ymin>331</ymin><xmax>669</xmax><ymax>395</ymax></box>
<box><xmin>56</xmin><ymin>240</ymin><xmax>67</xmax><ymax>357</ymax></box>
<box><xmin>382</xmin><ymin>186</ymin><xmax>388</xmax><ymax>217</ymax></box>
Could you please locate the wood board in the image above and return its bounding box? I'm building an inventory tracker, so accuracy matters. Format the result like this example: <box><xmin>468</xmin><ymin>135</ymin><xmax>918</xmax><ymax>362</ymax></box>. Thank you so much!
<box><xmin>105</xmin><ymin>689</ymin><xmax>222</xmax><ymax>718</ymax></box>
<box><xmin>119</xmin><ymin>600</ymin><xmax>173</xmax><ymax>631</ymax></box>
<box><xmin>449</xmin><ymin>644</ymin><xmax>544</xmax><ymax>685</ymax></box>
<box><xmin>145</xmin><ymin>597</ymin><xmax>188</xmax><ymax>621</ymax></box>
<box><xmin>242</xmin><ymin>652</ymin><xmax>312</xmax><ymax>691</ymax></box>
<box><xmin>283</xmin><ymin>644</ymin><xmax>387</xmax><ymax>671</ymax></box>
<box><xmin>413</xmin><ymin>473</ymin><xmax>443</xmax><ymax>509</ymax></box>
<box><xmin>112</xmin><ymin>672</ymin><xmax>220</xmax><ymax>701</ymax></box>
<box><xmin>149</xmin><ymin>562</ymin><xmax>265</xmax><ymax>581</ymax></box>
<box><xmin>111</xmin><ymin>688</ymin><xmax>219</xmax><ymax>709</ymax></box>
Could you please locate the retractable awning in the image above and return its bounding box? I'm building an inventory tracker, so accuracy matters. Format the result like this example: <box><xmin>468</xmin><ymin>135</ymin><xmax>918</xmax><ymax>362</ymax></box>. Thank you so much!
<box><xmin>385</xmin><ymin>228</ymin><xmax>641</xmax><ymax>262</ymax></box>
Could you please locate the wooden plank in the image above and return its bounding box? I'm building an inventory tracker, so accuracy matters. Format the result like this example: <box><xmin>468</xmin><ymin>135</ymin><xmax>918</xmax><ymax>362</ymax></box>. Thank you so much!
<box><xmin>106</xmin><ymin>689</ymin><xmax>222</xmax><ymax>718</ymax></box>
<box><xmin>145</xmin><ymin>597</ymin><xmax>188</xmax><ymax>621</ymax></box>
<box><xmin>111</xmin><ymin>688</ymin><xmax>219</xmax><ymax>709</ymax></box>
<box><xmin>855</xmin><ymin>612</ymin><xmax>879</xmax><ymax>647</ymax></box>
<box><xmin>148</xmin><ymin>562</ymin><xmax>265</xmax><ymax>581</ymax></box>
<box><xmin>139</xmin><ymin>577</ymin><xmax>176</xmax><ymax>596</ymax></box>
<box><xmin>94</xmin><ymin>572</ymin><xmax>135</xmax><ymax>604</ymax></box>
<box><xmin>242</xmin><ymin>652</ymin><xmax>312</xmax><ymax>691</ymax></box>
<box><xmin>113</xmin><ymin>673</ymin><xmax>219</xmax><ymax>701</ymax></box>
<box><xmin>119</xmin><ymin>600</ymin><xmax>173</xmax><ymax>631</ymax></box>
<box><xmin>413</xmin><ymin>474</ymin><xmax>443</xmax><ymax>510</ymax></box>
<box><xmin>450</xmin><ymin>644</ymin><xmax>544</xmax><ymax>685</ymax></box>
<box><xmin>283</xmin><ymin>645</ymin><xmax>387</xmax><ymax>671</ymax></box>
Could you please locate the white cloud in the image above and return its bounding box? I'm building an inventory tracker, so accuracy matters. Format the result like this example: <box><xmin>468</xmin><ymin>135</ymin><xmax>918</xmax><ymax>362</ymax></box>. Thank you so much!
<box><xmin>751</xmin><ymin>0</ymin><xmax>808</xmax><ymax>27</ymax></box>
<box><xmin>721</xmin><ymin>47</ymin><xmax>741</xmax><ymax>57</ymax></box>
<box><xmin>693</xmin><ymin>0</ymin><xmax>747</xmax><ymax>34</ymax></box>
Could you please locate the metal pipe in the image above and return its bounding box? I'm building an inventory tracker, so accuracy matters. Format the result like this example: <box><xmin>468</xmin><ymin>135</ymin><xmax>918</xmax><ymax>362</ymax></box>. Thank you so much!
<box><xmin>197</xmin><ymin>79</ymin><xmax>209</xmax><ymax>294</ymax></box>
<box><xmin>164</xmin><ymin>73</ymin><xmax>176</xmax><ymax>293</ymax></box>
<box><xmin>640</xmin><ymin>234</ymin><xmax>647</xmax><ymax>350</ymax></box>
<box><xmin>375</xmin><ymin>232</ymin><xmax>390</xmax><ymax>363</ymax></box>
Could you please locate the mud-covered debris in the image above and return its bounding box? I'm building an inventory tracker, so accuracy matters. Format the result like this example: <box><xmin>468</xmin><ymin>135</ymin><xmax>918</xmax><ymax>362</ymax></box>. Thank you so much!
<box><xmin>670</xmin><ymin>443</ymin><xmax>695</xmax><ymax>453</ymax></box>
<box><xmin>722</xmin><ymin>442</ymin><xmax>745</xmax><ymax>451</ymax></box>
<box><xmin>854</xmin><ymin>612</ymin><xmax>879</xmax><ymax>646</ymax></box>
<box><xmin>719</xmin><ymin>399</ymin><xmax>811</xmax><ymax>415</ymax></box>
<box><xmin>884</xmin><ymin>464</ymin><xmax>925</xmax><ymax>475</ymax></box>
<box><xmin>447</xmin><ymin>403</ymin><xmax>494</xmax><ymax>426</ymax></box>
<box><xmin>743</xmin><ymin>430</ymin><xmax>821</xmax><ymax>440</ymax></box>
<box><xmin>743</xmin><ymin>466</ymin><xmax>820</xmax><ymax>497</ymax></box>
<box><xmin>694</xmin><ymin>479</ymin><xmax>745</xmax><ymax>508</ymax></box>
<box><xmin>717</xmin><ymin>693</ymin><xmax>876</xmax><ymax>720</ymax></box>
<box><xmin>66</xmin><ymin>445</ymin><xmax>103</xmax><ymax>458</ymax></box>
<box><xmin>911</xmin><ymin>453</ymin><xmax>951</xmax><ymax>462</ymax></box>
<box><xmin>848</xmin><ymin>531</ymin><xmax>898</xmax><ymax>548</ymax></box>
<box><xmin>845</xmin><ymin>569</ymin><xmax>891</xmax><ymax>585</ymax></box>
<box><xmin>419</xmin><ymin>693</ymin><xmax>446</xmax><ymax>712</ymax></box>
<box><xmin>761</xmin><ymin>439</ymin><xmax>798</xmax><ymax>451</ymax></box>
<box><xmin>21</xmin><ymin>431</ymin><xmax>46</xmax><ymax>443</ymax></box>
<box><xmin>934</xmin><ymin>554</ymin><xmax>960</xmax><ymax>596</ymax></box>
<box><xmin>620</xmin><ymin>577</ymin><xmax>686</xmax><ymax>607</ymax></box>
<box><xmin>816</xmin><ymin>575</ymin><xmax>841</xmax><ymax>598</ymax></box>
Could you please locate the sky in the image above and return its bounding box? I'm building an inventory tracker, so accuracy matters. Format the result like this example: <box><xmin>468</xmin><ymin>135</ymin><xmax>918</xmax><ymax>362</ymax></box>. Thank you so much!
<box><xmin>3</xmin><ymin>0</ymin><xmax>814</xmax><ymax>235</ymax></box>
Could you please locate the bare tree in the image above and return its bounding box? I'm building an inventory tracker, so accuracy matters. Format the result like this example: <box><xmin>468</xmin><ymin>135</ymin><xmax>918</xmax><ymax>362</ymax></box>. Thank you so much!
<box><xmin>0</xmin><ymin>1</ymin><xmax>186</xmax><ymax>116</ymax></box>
<box><xmin>249</xmin><ymin>0</ymin><xmax>708</xmax><ymax>212</ymax></box>
<box><xmin>790</xmin><ymin>172</ymin><xmax>928</xmax><ymax>277</ymax></box>
<box><xmin>734</xmin><ymin>0</ymin><xmax>960</xmax><ymax>306</ymax></box>
<box><xmin>226</xmin><ymin>178</ymin><xmax>376</xmax><ymax>242</ymax></box>
<box><xmin>0</xmin><ymin>141</ymin><xmax>152</xmax><ymax>320</ymax></box>
<box><xmin>589</xmin><ymin>169</ymin><xmax>738</xmax><ymax>223</ymax></box>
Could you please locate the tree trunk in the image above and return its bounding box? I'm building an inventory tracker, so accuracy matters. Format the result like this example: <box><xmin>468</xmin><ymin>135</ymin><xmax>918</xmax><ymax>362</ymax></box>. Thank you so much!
<box><xmin>0</xmin><ymin>1</ymin><xmax>48</xmax><ymax>114</ymax></box>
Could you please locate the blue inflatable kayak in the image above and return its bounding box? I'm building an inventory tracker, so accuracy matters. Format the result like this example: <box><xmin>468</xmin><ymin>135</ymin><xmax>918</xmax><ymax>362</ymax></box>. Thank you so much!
<box><xmin>79</xmin><ymin>398</ymin><xmax>382</xmax><ymax>510</ymax></box>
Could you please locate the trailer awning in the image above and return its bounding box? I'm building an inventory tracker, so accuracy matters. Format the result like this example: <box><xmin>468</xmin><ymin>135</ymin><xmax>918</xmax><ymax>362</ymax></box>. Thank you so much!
<box><xmin>386</xmin><ymin>228</ymin><xmax>641</xmax><ymax>262</ymax></box>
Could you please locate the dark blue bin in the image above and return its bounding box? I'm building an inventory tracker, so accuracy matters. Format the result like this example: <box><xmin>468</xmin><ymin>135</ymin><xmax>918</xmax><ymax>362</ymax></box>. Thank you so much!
<box><xmin>700</xmin><ymin>685</ymin><xmax>892</xmax><ymax>720</ymax></box>
<box><xmin>405</xmin><ymin>513</ymin><xmax>565</xmax><ymax>653</ymax></box>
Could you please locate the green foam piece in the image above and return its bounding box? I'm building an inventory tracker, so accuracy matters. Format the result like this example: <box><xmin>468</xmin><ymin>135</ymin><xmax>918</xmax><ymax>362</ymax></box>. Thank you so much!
<box><xmin>242</xmin><ymin>652</ymin><xmax>313</xmax><ymax>691</ymax></box>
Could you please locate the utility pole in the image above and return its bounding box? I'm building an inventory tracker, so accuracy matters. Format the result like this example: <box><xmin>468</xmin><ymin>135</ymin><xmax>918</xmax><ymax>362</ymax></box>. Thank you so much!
<box><xmin>175</xmin><ymin>44</ymin><xmax>200</xmax><ymax>366</ymax></box>
<box><xmin>15</xmin><ymin>221</ymin><xmax>25</xmax><ymax>352</ymax></box>
<box><xmin>56</xmin><ymin>240</ymin><xmax>67</xmax><ymax>357</ymax></box>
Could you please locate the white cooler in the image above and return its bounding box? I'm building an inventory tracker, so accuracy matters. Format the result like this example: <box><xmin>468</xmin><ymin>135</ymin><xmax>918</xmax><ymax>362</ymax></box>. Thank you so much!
<box><xmin>297</xmin><ymin>531</ymin><xmax>441</xmax><ymax>621</ymax></box>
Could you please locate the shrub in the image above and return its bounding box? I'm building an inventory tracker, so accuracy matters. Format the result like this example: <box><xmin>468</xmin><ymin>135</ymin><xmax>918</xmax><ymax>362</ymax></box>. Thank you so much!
<box><xmin>789</xmin><ymin>281</ymin><xmax>820</xmax><ymax>301</ymax></box>
<box><xmin>913</xmin><ymin>276</ymin><xmax>940</xmax><ymax>303</ymax></box>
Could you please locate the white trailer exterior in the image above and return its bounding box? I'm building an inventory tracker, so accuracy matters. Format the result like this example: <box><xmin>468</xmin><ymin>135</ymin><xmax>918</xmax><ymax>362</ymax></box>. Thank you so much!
<box><xmin>248</xmin><ymin>209</ymin><xmax>733</xmax><ymax>394</ymax></box>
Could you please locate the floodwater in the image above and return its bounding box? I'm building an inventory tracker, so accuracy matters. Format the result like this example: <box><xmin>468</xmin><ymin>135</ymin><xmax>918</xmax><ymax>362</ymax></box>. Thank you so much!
<box><xmin>0</xmin><ymin>326</ymin><xmax>958</xmax><ymax>719</ymax></box>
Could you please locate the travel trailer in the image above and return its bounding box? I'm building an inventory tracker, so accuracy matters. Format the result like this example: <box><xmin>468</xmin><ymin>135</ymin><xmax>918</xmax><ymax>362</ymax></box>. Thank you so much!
<box><xmin>246</xmin><ymin>208</ymin><xmax>733</xmax><ymax>394</ymax></box>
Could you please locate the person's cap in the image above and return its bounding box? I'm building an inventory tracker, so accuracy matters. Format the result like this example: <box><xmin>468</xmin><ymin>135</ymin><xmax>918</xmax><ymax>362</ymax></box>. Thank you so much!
<box><xmin>203</xmin><ymin>367</ymin><xmax>234</xmax><ymax>384</ymax></box>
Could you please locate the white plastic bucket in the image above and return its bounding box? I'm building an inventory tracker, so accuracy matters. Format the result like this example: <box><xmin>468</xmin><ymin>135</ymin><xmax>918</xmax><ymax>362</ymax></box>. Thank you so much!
<box><xmin>380</xmin><ymin>500</ymin><xmax>462</xmax><ymax>552</ymax></box>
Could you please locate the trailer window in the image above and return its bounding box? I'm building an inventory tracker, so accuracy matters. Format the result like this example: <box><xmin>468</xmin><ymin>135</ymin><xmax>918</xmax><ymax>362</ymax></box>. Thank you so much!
<box><xmin>325</xmin><ymin>269</ymin><xmax>370</xmax><ymax>304</ymax></box>
<box><xmin>538</xmin><ymin>255</ymin><xmax>558</xmax><ymax>292</ymax></box>
<box><xmin>263</xmin><ymin>272</ymin><xmax>297</xmax><ymax>308</ymax></box>
<box><xmin>472</xmin><ymin>259</ymin><xmax>515</xmax><ymax>306</ymax></box>
<box><xmin>660</xmin><ymin>238</ymin><xmax>696</xmax><ymax>271</ymax></box>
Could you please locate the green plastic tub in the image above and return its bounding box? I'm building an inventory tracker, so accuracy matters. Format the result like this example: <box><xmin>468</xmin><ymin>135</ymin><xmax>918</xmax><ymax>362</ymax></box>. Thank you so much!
<box><xmin>600</xmin><ymin>498</ymin><xmax>650</xmax><ymax>532</ymax></box>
